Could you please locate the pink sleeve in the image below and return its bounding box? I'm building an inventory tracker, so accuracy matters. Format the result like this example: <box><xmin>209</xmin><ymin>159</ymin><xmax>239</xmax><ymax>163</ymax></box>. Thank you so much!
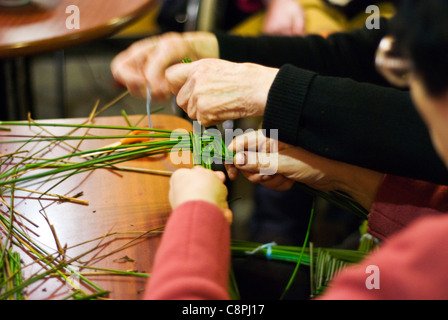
<box><xmin>236</xmin><ymin>0</ymin><xmax>264</xmax><ymax>13</ymax></box>
<box><xmin>319</xmin><ymin>214</ymin><xmax>448</xmax><ymax>300</ymax></box>
<box><xmin>143</xmin><ymin>201</ymin><xmax>231</xmax><ymax>300</ymax></box>
<box><xmin>368</xmin><ymin>175</ymin><xmax>448</xmax><ymax>240</ymax></box>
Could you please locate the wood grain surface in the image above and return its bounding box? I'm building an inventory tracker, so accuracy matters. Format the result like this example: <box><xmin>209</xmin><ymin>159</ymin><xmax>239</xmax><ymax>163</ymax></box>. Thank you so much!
<box><xmin>0</xmin><ymin>114</ymin><xmax>193</xmax><ymax>300</ymax></box>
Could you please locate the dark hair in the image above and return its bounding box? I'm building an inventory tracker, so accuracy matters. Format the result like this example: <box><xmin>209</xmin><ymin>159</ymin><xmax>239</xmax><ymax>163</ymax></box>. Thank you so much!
<box><xmin>389</xmin><ymin>0</ymin><xmax>448</xmax><ymax>96</ymax></box>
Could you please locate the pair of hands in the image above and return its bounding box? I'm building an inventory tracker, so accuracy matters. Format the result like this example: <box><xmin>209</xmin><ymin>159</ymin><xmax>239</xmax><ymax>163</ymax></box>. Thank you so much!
<box><xmin>111</xmin><ymin>0</ymin><xmax>305</xmax><ymax>102</ymax></box>
<box><xmin>169</xmin><ymin>130</ymin><xmax>384</xmax><ymax>224</ymax></box>
<box><xmin>111</xmin><ymin>32</ymin><xmax>279</xmax><ymax>127</ymax></box>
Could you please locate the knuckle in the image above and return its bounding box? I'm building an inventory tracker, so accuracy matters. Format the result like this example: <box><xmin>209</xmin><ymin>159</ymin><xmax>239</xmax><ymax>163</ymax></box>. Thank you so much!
<box><xmin>247</xmin><ymin>174</ymin><xmax>262</xmax><ymax>184</ymax></box>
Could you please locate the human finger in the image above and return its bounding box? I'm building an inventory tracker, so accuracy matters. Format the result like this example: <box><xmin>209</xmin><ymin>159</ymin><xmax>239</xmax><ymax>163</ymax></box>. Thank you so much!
<box><xmin>165</xmin><ymin>61</ymin><xmax>196</xmax><ymax>96</ymax></box>
<box><xmin>233</xmin><ymin>151</ymin><xmax>278</xmax><ymax>175</ymax></box>
<box><xmin>165</xmin><ymin>62</ymin><xmax>197</xmax><ymax>115</ymax></box>
<box><xmin>239</xmin><ymin>170</ymin><xmax>293</xmax><ymax>191</ymax></box>
<box><xmin>224</xmin><ymin>163</ymin><xmax>239</xmax><ymax>181</ymax></box>
<box><xmin>214</xmin><ymin>170</ymin><xmax>227</xmax><ymax>183</ymax></box>
<box><xmin>143</xmin><ymin>35</ymin><xmax>192</xmax><ymax>100</ymax></box>
<box><xmin>223</xmin><ymin>208</ymin><xmax>233</xmax><ymax>224</ymax></box>
<box><xmin>228</xmin><ymin>130</ymin><xmax>267</xmax><ymax>153</ymax></box>
<box><xmin>111</xmin><ymin>39</ymin><xmax>156</xmax><ymax>98</ymax></box>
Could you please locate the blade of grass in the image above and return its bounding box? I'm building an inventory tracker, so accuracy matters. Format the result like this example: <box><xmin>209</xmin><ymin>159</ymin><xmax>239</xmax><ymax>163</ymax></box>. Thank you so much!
<box><xmin>279</xmin><ymin>197</ymin><xmax>315</xmax><ymax>300</ymax></box>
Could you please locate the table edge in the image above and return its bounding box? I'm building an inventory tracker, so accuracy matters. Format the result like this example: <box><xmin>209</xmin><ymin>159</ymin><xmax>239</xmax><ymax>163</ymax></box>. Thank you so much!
<box><xmin>0</xmin><ymin>1</ymin><xmax>155</xmax><ymax>58</ymax></box>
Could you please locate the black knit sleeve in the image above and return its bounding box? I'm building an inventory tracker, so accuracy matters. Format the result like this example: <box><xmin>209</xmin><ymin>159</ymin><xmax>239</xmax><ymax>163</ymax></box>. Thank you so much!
<box><xmin>217</xmin><ymin>19</ymin><xmax>448</xmax><ymax>184</ymax></box>
<box><xmin>216</xmin><ymin>18</ymin><xmax>389</xmax><ymax>86</ymax></box>
<box><xmin>263</xmin><ymin>64</ymin><xmax>448</xmax><ymax>185</ymax></box>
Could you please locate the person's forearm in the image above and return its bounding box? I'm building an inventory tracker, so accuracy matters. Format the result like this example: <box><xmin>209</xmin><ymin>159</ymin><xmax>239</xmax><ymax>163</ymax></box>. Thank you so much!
<box><xmin>368</xmin><ymin>175</ymin><xmax>448</xmax><ymax>239</ymax></box>
<box><xmin>144</xmin><ymin>201</ymin><xmax>231</xmax><ymax>300</ymax></box>
<box><xmin>334</xmin><ymin>166</ymin><xmax>384</xmax><ymax>212</ymax></box>
<box><xmin>216</xmin><ymin>19</ymin><xmax>389</xmax><ymax>85</ymax></box>
<box><xmin>263</xmin><ymin>64</ymin><xmax>448</xmax><ymax>185</ymax></box>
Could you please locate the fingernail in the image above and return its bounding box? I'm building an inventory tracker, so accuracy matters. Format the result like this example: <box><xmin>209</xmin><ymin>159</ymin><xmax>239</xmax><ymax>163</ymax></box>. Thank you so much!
<box><xmin>235</xmin><ymin>152</ymin><xmax>246</xmax><ymax>166</ymax></box>
<box><xmin>261</xmin><ymin>175</ymin><xmax>273</xmax><ymax>181</ymax></box>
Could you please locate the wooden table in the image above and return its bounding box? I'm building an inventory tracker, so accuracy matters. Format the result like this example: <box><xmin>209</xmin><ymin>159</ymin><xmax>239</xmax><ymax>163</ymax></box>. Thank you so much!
<box><xmin>0</xmin><ymin>0</ymin><xmax>156</xmax><ymax>58</ymax></box>
<box><xmin>0</xmin><ymin>114</ymin><xmax>193</xmax><ymax>300</ymax></box>
<box><xmin>0</xmin><ymin>0</ymin><xmax>156</xmax><ymax>120</ymax></box>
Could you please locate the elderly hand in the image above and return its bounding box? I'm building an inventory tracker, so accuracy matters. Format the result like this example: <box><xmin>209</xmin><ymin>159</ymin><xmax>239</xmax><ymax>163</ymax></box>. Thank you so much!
<box><xmin>111</xmin><ymin>32</ymin><xmax>219</xmax><ymax>100</ymax></box>
<box><xmin>225</xmin><ymin>130</ymin><xmax>334</xmax><ymax>191</ymax></box>
<box><xmin>166</xmin><ymin>59</ymin><xmax>278</xmax><ymax>127</ymax></box>
<box><xmin>226</xmin><ymin>130</ymin><xmax>384</xmax><ymax>210</ymax></box>
<box><xmin>169</xmin><ymin>166</ymin><xmax>232</xmax><ymax>223</ymax></box>
<box><xmin>263</xmin><ymin>0</ymin><xmax>306</xmax><ymax>36</ymax></box>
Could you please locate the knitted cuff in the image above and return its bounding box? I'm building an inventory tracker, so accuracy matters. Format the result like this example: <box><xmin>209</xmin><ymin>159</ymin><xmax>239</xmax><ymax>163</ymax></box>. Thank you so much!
<box><xmin>262</xmin><ymin>64</ymin><xmax>316</xmax><ymax>145</ymax></box>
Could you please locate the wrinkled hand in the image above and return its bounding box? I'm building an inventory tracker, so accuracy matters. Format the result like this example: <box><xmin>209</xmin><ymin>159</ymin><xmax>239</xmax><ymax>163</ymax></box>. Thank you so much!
<box><xmin>169</xmin><ymin>166</ymin><xmax>232</xmax><ymax>223</ymax></box>
<box><xmin>225</xmin><ymin>130</ymin><xmax>335</xmax><ymax>191</ymax></box>
<box><xmin>263</xmin><ymin>0</ymin><xmax>306</xmax><ymax>36</ymax></box>
<box><xmin>111</xmin><ymin>32</ymin><xmax>219</xmax><ymax>100</ymax></box>
<box><xmin>226</xmin><ymin>130</ymin><xmax>384</xmax><ymax>210</ymax></box>
<box><xmin>166</xmin><ymin>59</ymin><xmax>278</xmax><ymax>127</ymax></box>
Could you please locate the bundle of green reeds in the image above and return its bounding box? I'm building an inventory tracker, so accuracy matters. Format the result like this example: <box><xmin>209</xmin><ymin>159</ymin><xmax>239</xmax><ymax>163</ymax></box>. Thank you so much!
<box><xmin>0</xmin><ymin>125</ymin><xmax>232</xmax><ymax>189</ymax></box>
<box><xmin>231</xmin><ymin>235</ymin><xmax>375</xmax><ymax>298</ymax></box>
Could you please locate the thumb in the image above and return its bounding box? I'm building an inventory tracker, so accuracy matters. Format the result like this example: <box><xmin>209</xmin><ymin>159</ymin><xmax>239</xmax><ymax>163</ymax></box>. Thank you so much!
<box><xmin>214</xmin><ymin>170</ymin><xmax>227</xmax><ymax>183</ymax></box>
<box><xmin>165</xmin><ymin>62</ymin><xmax>195</xmax><ymax>96</ymax></box>
<box><xmin>234</xmin><ymin>151</ymin><xmax>279</xmax><ymax>176</ymax></box>
<box><xmin>223</xmin><ymin>208</ymin><xmax>233</xmax><ymax>224</ymax></box>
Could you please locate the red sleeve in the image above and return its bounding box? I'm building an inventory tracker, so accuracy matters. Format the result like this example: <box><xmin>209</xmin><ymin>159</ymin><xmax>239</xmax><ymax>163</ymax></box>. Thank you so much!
<box><xmin>368</xmin><ymin>175</ymin><xmax>448</xmax><ymax>240</ymax></box>
<box><xmin>143</xmin><ymin>200</ymin><xmax>231</xmax><ymax>300</ymax></box>
<box><xmin>318</xmin><ymin>214</ymin><xmax>448</xmax><ymax>299</ymax></box>
<box><xmin>236</xmin><ymin>0</ymin><xmax>264</xmax><ymax>13</ymax></box>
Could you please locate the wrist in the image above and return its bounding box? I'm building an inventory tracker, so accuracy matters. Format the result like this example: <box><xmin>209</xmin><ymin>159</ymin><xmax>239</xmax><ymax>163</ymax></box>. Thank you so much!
<box><xmin>263</xmin><ymin>66</ymin><xmax>316</xmax><ymax>145</ymax></box>
<box><xmin>173</xmin><ymin>196</ymin><xmax>219</xmax><ymax>210</ymax></box>
<box><xmin>335</xmin><ymin>166</ymin><xmax>384</xmax><ymax>211</ymax></box>
<box><xmin>172</xmin><ymin>200</ymin><xmax>232</xmax><ymax>225</ymax></box>
<box><xmin>253</xmin><ymin>65</ymin><xmax>279</xmax><ymax>117</ymax></box>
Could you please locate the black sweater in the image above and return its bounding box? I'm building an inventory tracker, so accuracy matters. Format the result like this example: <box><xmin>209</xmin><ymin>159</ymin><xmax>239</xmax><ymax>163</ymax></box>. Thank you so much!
<box><xmin>216</xmin><ymin>20</ymin><xmax>448</xmax><ymax>185</ymax></box>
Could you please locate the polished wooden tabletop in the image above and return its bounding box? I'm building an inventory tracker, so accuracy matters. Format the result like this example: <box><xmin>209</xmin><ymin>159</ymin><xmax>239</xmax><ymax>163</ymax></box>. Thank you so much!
<box><xmin>0</xmin><ymin>0</ymin><xmax>156</xmax><ymax>58</ymax></box>
<box><xmin>0</xmin><ymin>114</ymin><xmax>193</xmax><ymax>300</ymax></box>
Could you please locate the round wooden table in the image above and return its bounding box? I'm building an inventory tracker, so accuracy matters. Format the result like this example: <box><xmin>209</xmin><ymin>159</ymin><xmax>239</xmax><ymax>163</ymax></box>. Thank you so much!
<box><xmin>0</xmin><ymin>0</ymin><xmax>156</xmax><ymax>120</ymax></box>
<box><xmin>0</xmin><ymin>0</ymin><xmax>156</xmax><ymax>58</ymax></box>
